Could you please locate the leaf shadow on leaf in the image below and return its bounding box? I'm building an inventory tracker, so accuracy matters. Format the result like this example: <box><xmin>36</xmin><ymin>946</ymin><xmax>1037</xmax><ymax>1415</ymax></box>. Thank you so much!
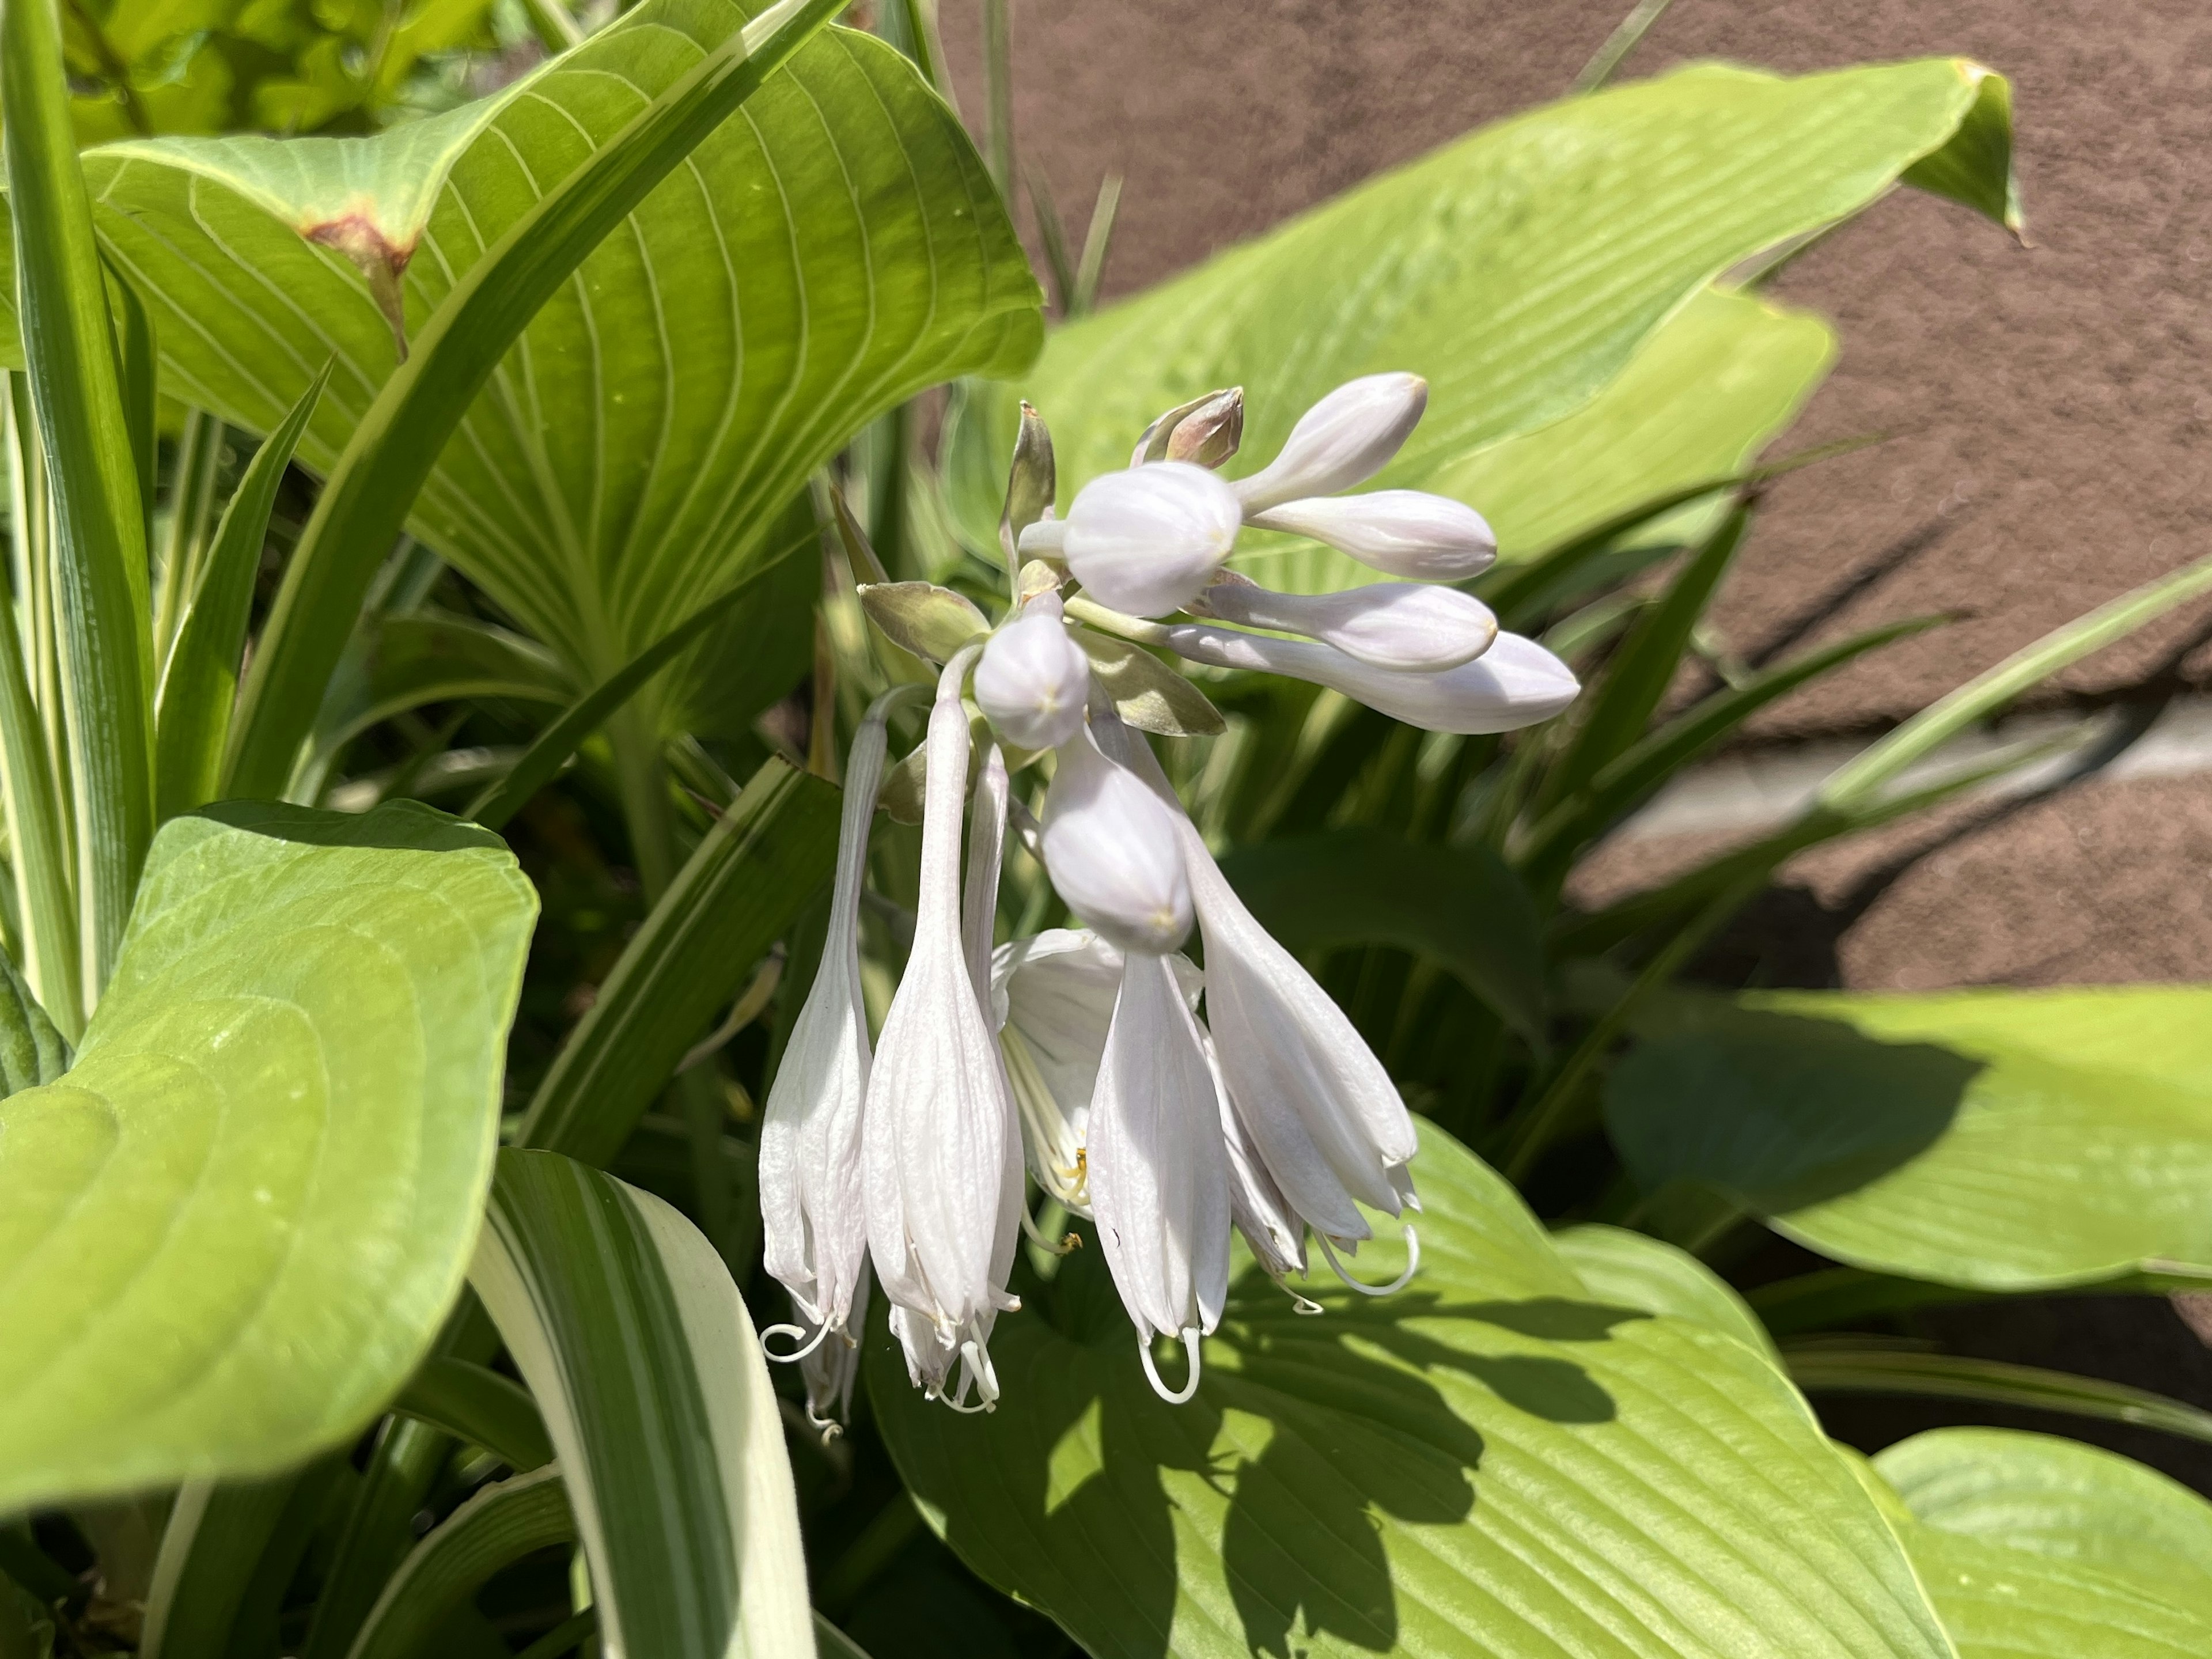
<box><xmin>189</xmin><ymin>796</ymin><xmax>509</xmax><ymax>855</ymax></box>
<box><xmin>881</xmin><ymin>1246</ymin><xmax>1646</xmax><ymax>1659</ymax></box>
<box><xmin>1605</xmin><ymin>1002</ymin><xmax>1983</xmax><ymax>1214</ymax></box>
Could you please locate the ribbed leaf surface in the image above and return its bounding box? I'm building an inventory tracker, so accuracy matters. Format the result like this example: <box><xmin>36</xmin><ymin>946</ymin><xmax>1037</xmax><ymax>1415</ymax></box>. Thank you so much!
<box><xmin>1607</xmin><ymin>985</ymin><xmax>2212</xmax><ymax>1289</ymax></box>
<box><xmin>1</xmin><ymin>0</ymin><xmax>1040</xmax><ymax>706</ymax></box>
<box><xmin>0</xmin><ymin>801</ymin><xmax>536</xmax><ymax>1512</ymax></box>
<box><xmin>1874</xmin><ymin>1429</ymin><xmax>2212</xmax><ymax>1658</ymax></box>
<box><xmin>873</xmin><ymin>1123</ymin><xmax>1949</xmax><ymax>1659</ymax></box>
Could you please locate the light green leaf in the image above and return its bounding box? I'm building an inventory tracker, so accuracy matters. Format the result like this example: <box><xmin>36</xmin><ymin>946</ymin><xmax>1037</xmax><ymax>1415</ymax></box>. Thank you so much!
<box><xmin>1554</xmin><ymin>1222</ymin><xmax>1780</xmax><ymax>1368</ymax></box>
<box><xmin>517</xmin><ymin>757</ymin><xmax>840</xmax><ymax>1163</ymax></box>
<box><xmin>0</xmin><ymin>801</ymin><xmax>537</xmax><ymax>1512</ymax></box>
<box><xmin>0</xmin><ymin>952</ymin><xmax>69</xmax><ymax>1094</ymax></box>
<box><xmin>1606</xmin><ymin>984</ymin><xmax>2212</xmax><ymax>1290</ymax></box>
<box><xmin>949</xmin><ymin>58</ymin><xmax>2009</xmax><ymax>593</ymax></box>
<box><xmin>1070</xmin><ymin>629</ymin><xmax>1226</xmax><ymax>738</ymax></box>
<box><xmin>858</xmin><ymin>582</ymin><xmax>990</xmax><ymax>664</ymax></box>
<box><xmin>873</xmin><ymin>1121</ymin><xmax>1949</xmax><ymax>1659</ymax></box>
<box><xmin>5</xmin><ymin>0</ymin><xmax>1041</xmax><ymax>786</ymax></box>
<box><xmin>1215</xmin><ymin>827</ymin><xmax>1546</xmax><ymax>1044</ymax></box>
<box><xmin>1786</xmin><ymin>1346</ymin><xmax>2212</xmax><ymax>1448</ymax></box>
<box><xmin>1873</xmin><ymin>1429</ymin><xmax>2212</xmax><ymax>1658</ymax></box>
<box><xmin>470</xmin><ymin>1148</ymin><xmax>812</xmax><ymax>1659</ymax></box>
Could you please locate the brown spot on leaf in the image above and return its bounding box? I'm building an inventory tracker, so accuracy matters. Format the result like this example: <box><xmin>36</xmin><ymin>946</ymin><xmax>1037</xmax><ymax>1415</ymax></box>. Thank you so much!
<box><xmin>304</xmin><ymin>214</ymin><xmax>415</xmax><ymax>364</ymax></box>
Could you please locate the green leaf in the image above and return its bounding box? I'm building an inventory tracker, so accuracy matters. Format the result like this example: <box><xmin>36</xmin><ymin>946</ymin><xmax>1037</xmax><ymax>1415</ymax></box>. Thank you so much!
<box><xmin>141</xmin><ymin>1474</ymin><xmax>302</xmax><ymax>1659</ymax></box>
<box><xmin>469</xmin><ymin>1148</ymin><xmax>813</xmax><ymax>1658</ymax></box>
<box><xmin>345</xmin><ymin>1465</ymin><xmax>577</xmax><ymax>1659</ymax></box>
<box><xmin>156</xmin><ymin>359</ymin><xmax>332</xmax><ymax>821</ymax></box>
<box><xmin>1873</xmin><ymin>1429</ymin><xmax>2212</xmax><ymax>1658</ymax></box>
<box><xmin>6</xmin><ymin>0</ymin><xmax>1041</xmax><ymax>794</ymax></box>
<box><xmin>1786</xmin><ymin>1346</ymin><xmax>2212</xmax><ymax>1448</ymax></box>
<box><xmin>873</xmin><ymin>1121</ymin><xmax>1950</xmax><ymax>1659</ymax></box>
<box><xmin>0</xmin><ymin>952</ymin><xmax>70</xmax><ymax>1095</ymax></box>
<box><xmin>395</xmin><ymin>1358</ymin><xmax>555</xmax><ymax>1473</ymax></box>
<box><xmin>949</xmin><ymin>58</ymin><xmax>2010</xmax><ymax>593</ymax></box>
<box><xmin>1553</xmin><ymin>1222</ymin><xmax>1780</xmax><ymax>1368</ymax></box>
<box><xmin>1216</xmin><ymin>827</ymin><xmax>1546</xmax><ymax>1044</ymax></box>
<box><xmin>1070</xmin><ymin>628</ymin><xmax>1227</xmax><ymax>739</ymax></box>
<box><xmin>0</xmin><ymin>801</ymin><xmax>537</xmax><ymax>1512</ymax></box>
<box><xmin>1606</xmin><ymin>984</ymin><xmax>2212</xmax><ymax>1290</ymax></box>
<box><xmin>3</xmin><ymin>0</ymin><xmax>158</xmax><ymax>999</ymax></box>
<box><xmin>517</xmin><ymin>757</ymin><xmax>839</xmax><ymax>1164</ymax></box>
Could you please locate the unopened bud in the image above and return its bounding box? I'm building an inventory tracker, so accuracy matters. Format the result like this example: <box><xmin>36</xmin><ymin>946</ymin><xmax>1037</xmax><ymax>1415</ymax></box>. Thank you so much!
<box><xmin>1196</xmin><ymin>579</ymin><xmax>1498</xmax><ymax>672</ymax></box>
<box><xmin>1160</xmin><ymin>624</ymin><xmax>1579</xmax><ymax>736</ymax></box>
<box><xmin>974</xmin><ymin>592</ymin><xmax>1090</xmax><ymax>750</ymax></box>
<box><xmin>1249</xmin><ymin>489</ymin><xmax>1496</xmax><ymax>581</ymax></box>
<box><xmin>1131</xmin><ymin>387</ymin><xmax>1245</xmax><ymax>469</ymax></box>
<box><xmin>999</xmin><ymin>402</ymin><xmax>1057</xmax><ymax>568</ymax></box>
<box><xmin>1233</xmin><ymin>373</ymin><xmax>1426</xmax><ymax>514</ymax></box>
<box><xmin>1041</xmin><ymin>725</ymin><xmax>1193</xmax><ymax>954</ymax></box>
<box><xmin>1021</xmin><ymin>461</ymin><xmax>1241</xmax><ymax>618</ymax></box>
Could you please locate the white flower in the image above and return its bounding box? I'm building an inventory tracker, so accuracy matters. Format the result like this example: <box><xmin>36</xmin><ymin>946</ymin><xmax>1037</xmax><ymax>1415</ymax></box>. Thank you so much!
<box><xmin>974</xmin><ymin>592</ymin><xmax>1090</xmax><ymax>751</ymax></box>
<box><xmin>1232</xmin><ymin>373</ymin><xmax>1427</xmax><ymax>514</ymax></box>
<box><xmin>1021</xmin><ymin>461</ymin><xmax>1242</xmax><ymax>617</ymax></box>
<box><xmin>1040</xmin><ymin>724</ymin><xmax>1192</xmax><ymax>953</ymax></box>
<box><xmin>1196</xmin><ymin>578</ymin><xmax>1498</xmax><ymax>672</ymax></box>
<box><xmin>1249</xmin><ymin>489</ymin><xmax>1497</xmax><ymax>582</ymax></box>
<box><xmin>758</xmin><ymin>698</ymin><xmax>894</xmax><ymax>1353</ymax></box>
<box><xmin>794</xmin><ymin>1275</ymin><xmax>866</xmax><ymax>1435</ymax></box>
<box><xmin>1087</xmin><ymin>949</ymin><xmax>1231</xmax><ymax>1403</ymax></box>
<box><xmin>1161</xmin><ymin>622</ymin><xmax>1580</xmax><ymax>734</ymax></box>
<box><xmin>1210</xmin><ymin>1031</ymin><xmax>1311</xmax><ymax>1296</ymax></box>
<box><xmin>862</xmin><ymin>665</ymin><xmax>1025</xmax><ymax>1411</ymax></box>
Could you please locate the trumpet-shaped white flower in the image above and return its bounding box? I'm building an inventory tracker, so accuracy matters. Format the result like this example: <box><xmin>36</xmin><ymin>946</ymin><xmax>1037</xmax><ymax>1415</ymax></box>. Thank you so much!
<box><xmin>1196</xmin><ymin>578</ymin><xmax>1498</xmax><ymax>672</ymax></box>
<box><xmin>1233</xmin><ymin>373</ymin><xmax>1427</xmax><ymax>513</ymax></box>
<box><xmin>1021</xmin><ymin>462</ymin><xmax>1242</xmax><ymax>616</ymax></box>
<box><xmin>759</xmin><ymin>699</ymin><xmax>895</xmax><ymax>1354</ymax></box>
<box><xmin>974</xmin><ymin>592</ymin><xmax>1090</xmax><ymax>751</ymax></box>
<box><xmin>1249</xmin><ymin>489</ymin><xmax>1497</xmax><ymax>582</ymax></box>
<box><xmin>1161</xmin><ymin>622</ymin><xmax>1579</xmax><ymax>734</ymax></box>
<box><xmin>1087</xmin><ymin>949</ymin><xmax>1231</xmax><ymax>1403</ymax></box>
<box><xmin>862</xmin><ymin>664</ymin><xmax>1025</xmax><ymax>1411</ymax></box>
<box><xmin>1040</xmin><ymin>724</ymin><xmax>1192</xmax><ymax>953</ymax></box>
<box><xmin>990</xmin><ymin>929</ymin><xmax>1204</xmax><ymax>1213</ymax></box>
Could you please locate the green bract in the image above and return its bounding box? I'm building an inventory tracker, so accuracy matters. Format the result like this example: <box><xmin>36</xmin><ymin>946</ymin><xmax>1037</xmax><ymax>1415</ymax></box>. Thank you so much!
<box><xmin>0</xmin><ymin>802</ymin><xmax>535</xmax><ymax>1513</ymax></box>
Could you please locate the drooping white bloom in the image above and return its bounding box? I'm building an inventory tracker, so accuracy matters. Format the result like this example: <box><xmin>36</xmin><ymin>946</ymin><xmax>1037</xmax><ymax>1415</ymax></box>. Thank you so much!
<box><xmin>1210</xmin><ymin>1032</ymin><xmax>1313</xmax><ymax>1297</ymax></box>
<box><xmin>1232</xmin><ymin>373</ymin><xmax>1428</xmax><ymax>514</ymax></box>
<box><xmin>1086</xmin><ymin>949</ymin><xmax>1231</xmax><ymax>1403</ymax></box>
<box><xmin>759</xmin><ymin>698</ymin><xmax>895</xmax><ymax>1354</ymax></box>
<box><xmin>1249</xmin><ymin>489</ymin><xmax>1497</xmax><ymax>582</ymax></box>
<box><xmin>1040</xmin><ymin>724</ymin><xmax>1192</xmax><ymax>953</ymax></box>
<box><xmin>797</xmin><ymin>1274</ymin><xmax>867</xmax><ymax>1434</ymax></box>
<box><xmin>1161</xmin><ymin>622</ymin><xmax>1580</xmax><ymax>734</ymax></box>
<box><xmin>990</xmin><ymin>929</ymin><xmax>1205</xmax><ymax>1215</ymax></box>
<box><xmin>862</xmin><ymin>665</ymin><xmax>1025</xmax><ymax>1411</ymax></box>
<box><xmin>1021</xmin><ymin>462</ymin><xmax>1242</xmax><ymax>617</ymax></box>
<box><xmin>965</xmin><ymin>743</ymin><xmax>1010</xmax><ymax>1005</ymax></box>
<box><xmin>1196</xmin><ymin>578</ymin><xmax>1499</xmax><ymax>672</ymax></box>
<box><xmin>973</xmin><ymin>591</ymin><xmax>1090</xmax><ymax>751</ymax></box>
<box><xmin>1089</xmin><ymin>710</ymin><xmax>1423</xmax><ymax>1267</ymax></box>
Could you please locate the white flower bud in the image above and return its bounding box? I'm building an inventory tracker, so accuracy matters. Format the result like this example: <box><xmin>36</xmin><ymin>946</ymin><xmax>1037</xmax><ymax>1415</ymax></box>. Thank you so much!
<box><xmin>1022</xmin><ymin>461</ymin><xmax>1241</xmax><ymax>618</ymax></box>
<box><xmin>1040</xmin><ymin>725</ymin><xmax>1192</xmax><ymax>954</ymax></box>
<box><xmin>1232</xmin><ymin>373</ymin><xmax>1427</xmax><ymax>514</ymax></box>
<box><xmin>973</xmin><ymin>592</ymin><xmax>1090</xmax><ymax>750</ymax></box>
<box><xmin>1196</xmin><ymin>579</ymin><xmax>1498</xmax><ymax>672</ymax></box>
<box><xmin>1161</xmin><ymin>623</ymin><xmax>1580</xmax><ymax>735</ymax></box>
<box><xmin>1249</xmin><ymin>490</ymin><xmax>1497</xmax><ymax>581</ymax></box>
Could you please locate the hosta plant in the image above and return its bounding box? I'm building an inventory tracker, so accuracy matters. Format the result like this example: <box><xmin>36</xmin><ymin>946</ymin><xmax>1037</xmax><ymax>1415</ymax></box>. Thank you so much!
<box><xmin>3</xmin><ymin>0</ymin><xmax>2211</xmax><ymax>1656</ymax></box>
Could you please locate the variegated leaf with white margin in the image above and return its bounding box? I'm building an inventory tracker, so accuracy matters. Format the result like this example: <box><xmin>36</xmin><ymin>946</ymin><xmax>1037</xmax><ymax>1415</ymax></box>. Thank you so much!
<box><xmin>0</xmin><ymin>0</ymin><xmax>1041</xmax><ymax>727</ymax></box>
<box><xmin>469</xmin><ymin>1147</ymin><xmax>811</xmax><ymax>1658</ymax></box>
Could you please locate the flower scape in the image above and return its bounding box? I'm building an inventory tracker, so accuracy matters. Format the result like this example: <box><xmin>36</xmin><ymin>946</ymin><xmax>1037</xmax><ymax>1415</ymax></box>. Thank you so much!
<box><xmin>760</xmin><ymin>374</ymin><xmax>1583</xmax><ymax>1421</ymax></box>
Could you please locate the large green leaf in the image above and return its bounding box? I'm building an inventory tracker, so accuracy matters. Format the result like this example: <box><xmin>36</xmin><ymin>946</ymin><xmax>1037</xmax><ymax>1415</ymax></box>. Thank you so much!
<box><xmin>1872</xmin><ymin>1429</ymin><xmax>2212</xmax><ymax>1658</ymax></box>
<box><xmin>1606</xmin><ymin>985</ymin><xmax>2212</xmax><ymax>1291</ymax></box>
<box><xmin>0</xmin><ymin>801</ymin><xmax>537</xmax><ymax>1513</ymax></box>
<box><xmin>949</xmin><ymin>58</ymin><xmax>2011</xmax><ymax>593</ymax></box>
<box><xmin>873</xmin><ymin>1122</ymin><xmax>1949</xmax><ymax>1659</ymax></box>
<box><xmin>3</xmin><ymin>0</ymin><xmax>1040</xmax><ymax>728</ymax></box>
<box><xmin>469</xmin><ymin>1148</ymin><xmax>812</xmax><ymax>1658</ymax></box>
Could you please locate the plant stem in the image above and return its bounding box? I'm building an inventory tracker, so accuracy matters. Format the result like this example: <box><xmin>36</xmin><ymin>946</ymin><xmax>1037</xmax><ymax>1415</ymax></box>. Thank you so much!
<box><xmin>1571</xmin><ymin>0</ymin><xmax>1675</xmax><ymax>95</ymax></box>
